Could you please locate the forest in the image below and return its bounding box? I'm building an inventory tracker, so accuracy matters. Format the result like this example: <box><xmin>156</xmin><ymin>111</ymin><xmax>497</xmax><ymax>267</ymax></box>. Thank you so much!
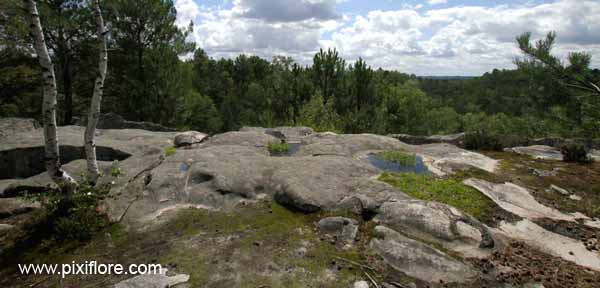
<box><xmin>2</xmin><ymin>0</ymin><xmax>600</xmax><ymax>140</ymax></box>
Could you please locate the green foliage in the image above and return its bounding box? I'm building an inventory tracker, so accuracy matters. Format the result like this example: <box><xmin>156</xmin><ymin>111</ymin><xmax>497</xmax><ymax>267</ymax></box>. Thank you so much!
<box><xmin>23</xmin><ymin>183</ymin><xmax>111</xmax><ymax>242</ymax></box>
<box><xmin>464</xmin><ymin>131</ymin><xmax>503</xmax><ymax>151</ymax></box>
<box><xmin>423</xmin><ymin>107</ymin><xmax>462</xmax><ymax>135</ymax></box>
<box><xmin>178</xmin><ymin>90</ymin><xmax>223</xmax><ymax>133</ymax></box>
<box><xmin>110</xmin><ymin>160</ymin><xmax>122</xmax><ymax>177</ymax></box>
<box><xmin>379</xmin><ymin>173</ymin><xmax>495</xmax><ymax>222</ymax></box>
<box><xmin>165</xmin><ymin>146</ymin><xmax>177</xmax><ymax>157</ymax></box>
<box><xmin>298</xmin><ymin>93</ymin><xmax>342</xmax><ymax>132</ymax></box>
<box><xmin>268</xmin><ymin>142</ymin><xmax>290</xmax><ymax>154</ymax></box>
<box><xmin>561</xmin><ymin>144</ymin><xmax>593</xmax><ymax>164</ymax></box>
<box><xmin>384</xmin><ymin>81</ymin><xmax>431</xmax><ymax>135</ymax></box>
<box><xmin>376</xmin><ymin>151</ymin><xmax>417</xmax><ymax>166</ymax></box>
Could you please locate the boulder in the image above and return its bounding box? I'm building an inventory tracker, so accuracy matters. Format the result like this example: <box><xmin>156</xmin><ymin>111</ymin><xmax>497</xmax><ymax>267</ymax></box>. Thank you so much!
<box><xmin>173</xmin><ymin>131</ymin><xmax>209</xmax><ymax>147</ymax></box>
<box><xmin>0</xmin><ymin>118</ymin><xmax>40</xmax><ymax>137</ymax></box>
<box><xmin>0</xmin><ymin>223</ymin><xmax>14</xmax><ymax>233</ymax></box>
<box><xmin>114</xmin><ymin>269</ymin><xmax>189</xmax><ymax>288</ymax></box>
<box><xmin>370</xmin><ymin>226</ymin><xmax>478</xmax><ymax>284</ymax></box>
<box><xmin>388</xmin><ymin>133</ymin><xmax>465</xmax><ymax>146</ymax></box>
<box><xmin>77</xmin><ymin>113</ymin><xmax>177</xmax><ymax>132</ymax></box>
<box><xmin>240</xmin><ymin>126</ymin><xmax>314</xmax><ymax>141</ymax></box>
<box><xmin>550</xmin><ymin>184</ymin><xmax>571</xmax><ymax>196</ymax></box>
<box><xmin>316</xmin><ymin>217</ymin><xmax>358</xmax><ymax>244</ymax></box>
<box><xmin>498</xmin><ymin>220</ymin><xmax>600</xmax><ymax>271</ymax></box>
<box><xmin>415</xmin><ymin>144</ymin><xmax>499</xmax><ymax>175</ymax></box>
<box><xmin>375</xmin><ymin>200</ymin><xmax>495</xmax><ymax>257</ymax></box>
<box><xmin>206</xmin><ymin>131</ymin><xmax>279</xmax><ymax>149</ymax></box>
<box><xmin>505</xmin><ymin>145</ymin><xmax>563</xmax><ymax>161</ymax></box>
<box><xmin>266</xmin><ymin>155</ymin><xmax>381</xmax><ymax>213</ymax></box>
<box><xmin>353</xmin><ymin>281</ymin><xmax>369</xmax><ymax>288</ymax></box>
<box><xmin>464</xmin><ymin>179</ymin><xmax>575</xmax><ymax>222</ymax></box>
<box><xmin>0</xmin><ymin>198</ymin><xmax>40</xmax><ymax>219</ymax></box>
<box><xmin>298</xmin><ymin>133</ymin><xmax>412</xmax><ymax>157</ymax></box>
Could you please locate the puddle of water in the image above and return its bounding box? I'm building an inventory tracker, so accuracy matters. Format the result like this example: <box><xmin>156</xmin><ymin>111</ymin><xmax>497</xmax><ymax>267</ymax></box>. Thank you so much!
<box><xmin>270</xmin><ymin>142</ymin><xmax>302</xmax><ymax>157</ymax></box>
<box><xmin>180</xmin><ymin>163</ymin><xmax>190</xmax><ymax>172</ymax></box>
<box><xmin>368</xmin><ymin>154</ymin><xmax>430</xmax><ymax>174</ymax></box>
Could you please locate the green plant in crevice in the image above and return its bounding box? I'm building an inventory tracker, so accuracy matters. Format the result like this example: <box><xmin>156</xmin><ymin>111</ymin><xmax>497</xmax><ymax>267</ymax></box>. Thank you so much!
<box><xmin>268</xmin><ymin>142</ymin><xmax>290</xmax><ymax>154</ymax></box>
<box><xmin>376</xmin><ymin>151</ymin><xmax>417</xmax><ymax>166</ymax></box>
<box><xmin>165</xmin><ymin>146</ymin><xmax>177</xmax><ymax>157</ymax></box>
<box><xmin>110</xmin><ymin>160</ymin><xmax>123</xmax><ymax>177</ymax></box>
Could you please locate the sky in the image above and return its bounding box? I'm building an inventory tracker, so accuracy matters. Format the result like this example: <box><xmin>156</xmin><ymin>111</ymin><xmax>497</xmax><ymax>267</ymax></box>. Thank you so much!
<box><xmin>174</xmin><ymin>0</ymin><xmax>600</xmax><ymax>76</ymax></box>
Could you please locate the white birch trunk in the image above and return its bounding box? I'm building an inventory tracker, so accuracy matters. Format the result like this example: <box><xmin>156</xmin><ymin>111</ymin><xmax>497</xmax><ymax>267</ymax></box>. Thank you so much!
<box><xmin>84</xmin><ymin>0</ymin><xmax>108</xmax><ymax>184</ymax></box>
<box><xmin>25</xmin><ymin>0</ymin><xmax>78</xmax><ymax>193</ymax></box>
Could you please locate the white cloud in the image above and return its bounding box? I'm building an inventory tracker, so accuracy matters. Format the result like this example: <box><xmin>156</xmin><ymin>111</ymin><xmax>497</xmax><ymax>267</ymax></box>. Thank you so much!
<box><xmin>190</xmin><ymin>0</ymin><xmax>600</xmax><ymax>75</ymax></box>
<box><xmin>174</xmin><ymin>0</ymin><xmax>200</xmax><ymax>28</ymax></box>
<box><xmin>427</xmin><ymin>0</ymin><xmax>447</xmax><ymax>5</ymax></box>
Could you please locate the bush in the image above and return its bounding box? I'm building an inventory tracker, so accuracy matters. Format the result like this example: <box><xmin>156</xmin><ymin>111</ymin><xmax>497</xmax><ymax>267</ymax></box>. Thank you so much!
<box><xmin>23</xmin><ymin>182</ymin><xmax>111</xmax><ymax>242</ymax></box>
<box><xmin>561</xmin><ymin>144</ymin><xmax>592</xmax><ymax>164</ymax></box>
<box><xmin>464</xmin><ymin>131</ymin><xmax>503</xmax><ymax>151</ymax></box>
<box><xmin>268</xmin><ymin>142</ymin><xmax>290</xmax><ymax>154</ymax></box>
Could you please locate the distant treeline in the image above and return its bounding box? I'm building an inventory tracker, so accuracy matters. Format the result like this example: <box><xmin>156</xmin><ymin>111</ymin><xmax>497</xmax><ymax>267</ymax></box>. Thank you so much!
<box><xmin>2</xmin><ymin>0</ymin><xmax>599</xmax><ymax>139</ymax></box>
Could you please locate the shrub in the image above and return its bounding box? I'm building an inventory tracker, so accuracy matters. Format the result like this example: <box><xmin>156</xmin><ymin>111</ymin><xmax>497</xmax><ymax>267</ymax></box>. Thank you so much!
<box><xmin>23</xmin><ymin>182</ymin><xmax>111</xmax><ymax>242</ymax></box>
<box><xmin>110</xmin><ymin>160</ymin><xmax>123</xmax><ymax>177</ymax></box>
<box><xmin>268</xmin><ymin>142</ymin><xmax>290</xmax><ymax>154</ymax></box>
<box><xmin>377</xmin><ymin>151</ymin><xmax>417</xmax><ymax>166</ymax></box>
<box><xmin>561</xmin><ymin>144</ymin><xmax>592</xmax><ymax>164</ymax></box>
<box><xmin>464</xmin><ymin>130</ymin><xmax>503</xmax><ymax>151</ymax></box>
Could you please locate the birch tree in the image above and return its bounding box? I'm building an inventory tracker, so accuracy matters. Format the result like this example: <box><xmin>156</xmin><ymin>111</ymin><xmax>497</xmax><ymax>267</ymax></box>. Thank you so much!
<box><xmin>84</xmin><ymin>0</ymin><xmax>107</xmax><ymax>184</ymax></box>
<box><xmin>25</xmin><ymin>0</ymin><xmax>78</xmax><ymax>193</ymax></box>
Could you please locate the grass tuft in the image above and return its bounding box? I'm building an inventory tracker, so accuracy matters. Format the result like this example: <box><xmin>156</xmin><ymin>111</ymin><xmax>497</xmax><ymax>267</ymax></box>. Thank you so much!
<box><xmin>379</xmin><ymin>172</ymin><xmax>495</xmax><ymax>222</ymax></box>
<box><xmin>165</xmin><ymin>146</ymin><xmax>177</xmax><ymax>157</ymax></box>
<box><xmin>268</xmin><ymin>142</ymin><xmax>290</xmax><ymax>154</ymax></box>
<box><xmin>376</xmin><ymin>151</ymin><xmax>417</xmax><ymax>166</ymax></box>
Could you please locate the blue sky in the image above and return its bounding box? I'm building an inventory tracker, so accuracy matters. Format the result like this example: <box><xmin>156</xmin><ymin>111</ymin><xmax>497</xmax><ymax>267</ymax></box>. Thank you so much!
<box><xmin>176</xmin><ymin>0</ymin><xmax>600</xmax><ymax>75</ymax></box>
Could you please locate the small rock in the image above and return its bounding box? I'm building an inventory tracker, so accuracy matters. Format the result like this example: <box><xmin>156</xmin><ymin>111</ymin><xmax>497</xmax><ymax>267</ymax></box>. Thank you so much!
<box><xmin>0</xmin><ymin>224</ymin><xmax>15</xmax><ymax>233</ymax></box>
<box><xmin>569</xmin><ymin>194</ymin><xmax>582</xmax><ymax>201</ymax></box>
<box><xmin>114</xmin><ymin>269</ymin><xmax>189</xmax><ymax>288</ymax></box>
<box><xmin>317</xmin><ymin>217</ymin><xmax>359</xmax><ymax>245</ymax></box>
<box><xmin>353</xmin><ymin>280</ymin><xmax>370</xmax><ymax>288</ymax></box>
<box><xmin>173</xmin><ymin>131</ymin><xmax>209</xmax><ymax>147</ymax></box>
<box><xmin>529</xmin><ymin>168</ymin><xmax>556</xmax><ymax>177</ymax></box>
<box><xmin>550</xmin><ymin>185</ymin><xmax>571</xmax><ymax>196</ymax></box>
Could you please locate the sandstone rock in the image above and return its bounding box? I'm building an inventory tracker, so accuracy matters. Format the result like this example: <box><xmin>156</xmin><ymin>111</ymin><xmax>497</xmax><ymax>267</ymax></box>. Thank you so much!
<box><xmin>370</xmin><ymin>226</ymin><xmax>478</xmax><ymax>284</ymax></box>
<box><xmin>375</xmin><ymin>200</ymin><xmax>495</xmax><ymax>257</ymax></box>
<box><xmin>240</xmin><ymin>126</ymin><xmax>314</xmax><ymax>141</ymax></box>
<box><xmin>353</xmin><ymin>280</ymin><xmax>369</xmax><ymax>288</ymax></box>
<box><xmin>464</xmin><ymin>179</ymin><xmax>575</xmax><ymax>222</ymax></box>
<box><xmin>206</xmin><ymin>131</ymin><xmax>279</xmax><ymax>149</ymax></box>
<box><xmin>173</xmin><ymin>131</ymin><xmax>208</xmax><ymax>147</ymax></box>
<box><xmin>0</xmin><ymin>118</ymin><xmax>39</xmax><ymax>137</ymax></box>
<box><xmin>114</xmin><ymin>269</ymin><xmax>189</xmax><ymax>288</ymax></box>
<box><xmin>267</xmin><ymin>155</ymin><xmax>380</xmax><ymax>213</ymax></box>
<box><xmin>498</xmin><ymin>219</ymin><xmax>600</xmax><ymax>271</ymax></box>
<box><xmin>78</xmin><ymin>113</ymin><xmax>177</xmax><ymax>132</ymax></box>
<box><xmin>388</xmin><ymin>133</ymin><xmax>465</xmax><ymax>146</ymax></box>
<box><xmin>506</xmin><ymin>145</ymin><xmax>563</xmax><ymax>161</ymax></box>
<box><xmin>317</xmin><ymin>217</ymin><xmax>358</xmax><ymax>244</ymax></box>
<box><xmin>550</xmin><ymin>184</ymin><xmax>571</xmax><ymax>196</ymax></box>
<box><xmin>299</xmin><ymin>133</ymin><xmax>412</xmax><ymax>157</ymax></box>
<box><xmin>0</xmin><ymin>198</ymin><xmax>40</xmax><ymax>219</ymax></box>
<box><xmin>0</xmin><ymin>223</ymin><xmax>14</xmax><ymax>233</ymax></box>
<box><xmin>569</xmin><ymin>194</ymin><xmax>582</xmax><ymax>201</ymax></box>
<box><xmin>417</xmin><ymin>144</ymin><xmax>499</xmax><ymax>175</ymax></box>
<box><xmin>0</xmin><ymin>124</ymin><xmax>176</xmax><ymax>197</ymax></box>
